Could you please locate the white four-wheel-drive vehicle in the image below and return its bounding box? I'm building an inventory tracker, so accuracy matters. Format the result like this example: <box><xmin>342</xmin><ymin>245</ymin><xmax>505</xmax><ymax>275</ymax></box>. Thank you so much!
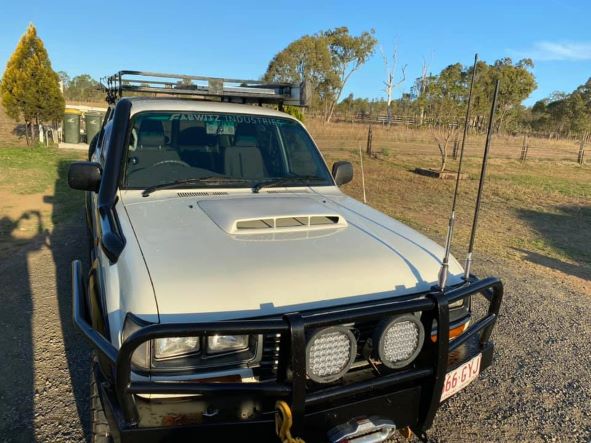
<box><xmin>68</xmin><ymin>71</ymin><xmax>503</xmax><ymax>443</ymax></box>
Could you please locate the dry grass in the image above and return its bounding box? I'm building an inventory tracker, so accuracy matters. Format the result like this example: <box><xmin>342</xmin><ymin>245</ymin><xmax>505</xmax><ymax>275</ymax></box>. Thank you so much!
<box><xmin>319</xmin><ymin>143</ymin><xmax>591</xmax><ymax>285</ymax></box>
<box><xmin>0</xmin><ymin>148</ymin><xmax>86</xmax><ymax>242</ymax></box>
<box><xmin>306</xmin><ymin>119</ymin><xmax>584</xmax><ymax>162</ymax></box>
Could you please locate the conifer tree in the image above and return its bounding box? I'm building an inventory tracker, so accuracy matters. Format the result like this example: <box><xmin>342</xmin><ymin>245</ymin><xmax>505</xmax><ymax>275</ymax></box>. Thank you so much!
<box><xmin>1</xmin><ymin>24</ymin><xmax>65</xmax><ymax>144</ymax></box>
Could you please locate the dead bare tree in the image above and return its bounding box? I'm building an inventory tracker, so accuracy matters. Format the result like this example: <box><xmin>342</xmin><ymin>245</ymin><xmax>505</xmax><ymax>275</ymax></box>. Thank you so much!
<box><xmin>431</xmin><ymin>124</ymin><xmax>460</xmax><ymax>172</ymax></box>
<box><xmin>417</xmin><ymin>54</ymin><xmax>432</xmax><ymax>126</ymax></box>
<box><xmin>381</xmin><ymin>44</ymin><xmax>406</xmax><ymax>125</ymax></box>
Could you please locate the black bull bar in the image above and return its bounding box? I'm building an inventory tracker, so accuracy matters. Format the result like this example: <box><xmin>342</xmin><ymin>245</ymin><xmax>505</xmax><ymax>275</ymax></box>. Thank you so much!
<box><xmin>71</xmin><ymin>260</ymin><xmax>503</xmax><ymax>439</ymax></box>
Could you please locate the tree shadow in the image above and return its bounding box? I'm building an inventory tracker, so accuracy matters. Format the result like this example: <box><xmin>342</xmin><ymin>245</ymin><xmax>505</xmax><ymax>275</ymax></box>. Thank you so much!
<box><xmin>12</xmin><ymin>123</ymin><xmax>27</xmax><ymax>140</ymax></box>
<box><xmin>516</xmin><ymin>205</ymin><xmax>591</xmax><ymax>281</ymax></box>
<box><xmin>0</xmin><ymin>211</ymin><xmax>47</xmax><ymax>442</ymax></box>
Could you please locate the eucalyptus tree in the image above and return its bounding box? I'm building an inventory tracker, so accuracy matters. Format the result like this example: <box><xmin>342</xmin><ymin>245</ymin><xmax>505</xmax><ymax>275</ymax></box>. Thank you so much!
<box><xmin>426</xmin><ymin>63</ymin><xmax>468</xmax><ymax>172</ymax></box>
<box><xmin>265</xmin><ymin>27</ymin><xmax>376</xmax><ymax>122</ymax></box>
<box><xmin>64</xmin><ymin>74</ymin><xmax>103</xmax><ymax>102</ymax></box>
<box><xmin>265</xmin><ymin>34</ymin><xmax>336</xmax><ymax>117</ymax></box>
<box><xmin>470</xmin><ymin>58</ymin><xmax>536</xmax><ymax>131</ymax></box>
<box><xmin>322</xmin><ymin>27</ymin><xmax>377</xmax><ymax>122</ymax></box>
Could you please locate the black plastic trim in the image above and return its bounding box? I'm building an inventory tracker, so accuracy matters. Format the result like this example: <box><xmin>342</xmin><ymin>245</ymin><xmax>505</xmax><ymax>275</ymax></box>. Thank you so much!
<box><xmin>97</xmin><ymin>99</ymin><xmax>131</xmax><ymax>263</ymax></box>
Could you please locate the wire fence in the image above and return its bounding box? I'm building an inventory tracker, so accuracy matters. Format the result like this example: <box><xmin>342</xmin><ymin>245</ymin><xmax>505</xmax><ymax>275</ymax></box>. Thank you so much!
<box><xmin>305</xmin><ymin>119</ymin><xmax>587</xmax><ymax>164</ymax></box>
<box><xmin>311</xmin><ymin>112</ymin><xmax>588</xmax><ymax>143</ymax></box>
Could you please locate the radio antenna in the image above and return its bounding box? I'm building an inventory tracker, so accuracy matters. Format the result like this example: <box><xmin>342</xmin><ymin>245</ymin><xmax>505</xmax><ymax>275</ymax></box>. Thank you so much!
<box><xmin>438</xmin><ymin>54</ymin><xmax>479</xmax><ymax>290</ymax></box>
<box><xmin>464</xmin><ymin>79</ymin><xmax>500</xmax><ymax>280</ymax></box>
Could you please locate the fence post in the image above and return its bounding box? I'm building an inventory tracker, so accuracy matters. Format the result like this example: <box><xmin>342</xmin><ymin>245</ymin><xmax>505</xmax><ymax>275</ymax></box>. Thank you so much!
<box><xmin>366</xmin><ymin>125</ymin><xmax>373</xmax><ymax>157</ymax></box>
<box><xmin>578</xmin><ymin>133</ymin><xmax>586</xmax><ymax>165</ymax></box>
<box><xmin>520</xmin><ymin>134</ymin><xmax>529</xmax><ymax>163</ymax></box>
<box><xmin>452</xmin><ymin>137</ymin><xmax>459</xmax><ymax>160</ymax></box>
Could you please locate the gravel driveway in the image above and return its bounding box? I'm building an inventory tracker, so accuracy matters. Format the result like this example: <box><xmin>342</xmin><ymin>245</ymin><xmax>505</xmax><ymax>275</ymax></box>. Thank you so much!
<box><xmin>430</xmin><ymin>258</ymin><xmax>591</xmax><ymax>442</ymax></box>
<box><xmin>0</xmin><ymin>217</ymin><xmax>589</xmax><ymax>442</ymax></box>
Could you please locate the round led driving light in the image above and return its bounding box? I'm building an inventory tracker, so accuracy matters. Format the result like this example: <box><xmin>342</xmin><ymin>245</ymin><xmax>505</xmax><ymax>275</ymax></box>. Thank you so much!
<box><xmin>376</xmin><ymin>314</ymin><xmax>425</xmax><ymax>369</ymax></box>
<box><xmin>306</xmin><ymin>326</ymin><xmax>357</xmax><ymax>383</ymax></box>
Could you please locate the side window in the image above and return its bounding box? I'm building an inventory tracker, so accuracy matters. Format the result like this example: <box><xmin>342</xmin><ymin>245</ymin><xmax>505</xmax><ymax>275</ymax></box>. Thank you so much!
<box><xmin>281</xmin><ymin>124</ymin><xmax>319</xmax><ymax>177</ymax></box>
<box><xmin>93</xmin><ymin>108</ymin><xmax>113</xmax><ymax>162</ymax></box>
<box><xmin>99</xmin><ymin>122</ymin><xmax>113</xmax><ymax>165</ymax></box>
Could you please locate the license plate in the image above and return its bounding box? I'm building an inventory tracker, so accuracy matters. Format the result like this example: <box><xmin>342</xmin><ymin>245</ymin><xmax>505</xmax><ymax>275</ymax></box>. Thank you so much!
<box><xmin>440</xmin><ymin>353</ymin><xmax>481</xmax><ymax>402</ymax></box>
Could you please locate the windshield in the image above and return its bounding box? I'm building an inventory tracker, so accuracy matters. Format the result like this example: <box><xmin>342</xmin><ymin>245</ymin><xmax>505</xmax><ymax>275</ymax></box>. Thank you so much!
<box><xmin>124</xmin><ymin>111</ymin><xmax>333</xmax><ymax>189</ymax></box>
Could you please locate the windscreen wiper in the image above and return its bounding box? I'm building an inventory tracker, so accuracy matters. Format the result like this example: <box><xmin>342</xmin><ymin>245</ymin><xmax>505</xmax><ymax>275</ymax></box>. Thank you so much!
<box><xmin>252</xmin><ymin>175</ymin><xmax>327</xmax><ymax>193</ymax></box>
<box><xmin>142</xmin><ymin>176</ymin><xmax>251</xmax><ymax>197</ymax></box>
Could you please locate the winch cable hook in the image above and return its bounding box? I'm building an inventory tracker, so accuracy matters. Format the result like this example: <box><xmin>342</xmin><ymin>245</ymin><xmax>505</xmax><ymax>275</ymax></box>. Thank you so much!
<box><xmin>275</xmin><ymin>400</ymin><xmax>305</xmax><ymax>443</ymax></box>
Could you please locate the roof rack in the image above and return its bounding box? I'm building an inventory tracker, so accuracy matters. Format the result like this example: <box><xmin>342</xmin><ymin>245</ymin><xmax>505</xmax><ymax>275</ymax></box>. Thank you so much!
<box><xmin>102</xmin><ymin>70</ymin><xmax>309</xmax><ymax>107</ymax></box>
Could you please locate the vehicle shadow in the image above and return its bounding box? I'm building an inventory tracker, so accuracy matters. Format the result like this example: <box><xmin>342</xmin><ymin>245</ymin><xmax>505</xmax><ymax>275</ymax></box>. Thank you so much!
<box><xmin>0</xmin><ymin>160</ymin><xmax>92</xmax><ymax>441</ymax></box>
<box><xmin>0</xmin><ymin>211</ymin><xmax>46</xmax><ymax>442</ymax></box>
<box><xmin>516</xmin><ymin>205</ymin><xmax>591</xmax><ymax>281</ymax></box>
<box><xmin>47</xmin><ymin>159</ymin><xmax>92</xmax><ymax>439</ymax></box>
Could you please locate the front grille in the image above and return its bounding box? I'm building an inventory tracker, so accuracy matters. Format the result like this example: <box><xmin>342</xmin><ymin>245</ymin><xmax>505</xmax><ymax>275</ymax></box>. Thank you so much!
<box><xmin>352</xmin><ymin>320</ymin><xmax>376</xmax><ymax>362</ymax></box>
<box><xmin>259</xmin><ymin>333</ymin><xmax>281</xmax><ymax>380</ymax></box>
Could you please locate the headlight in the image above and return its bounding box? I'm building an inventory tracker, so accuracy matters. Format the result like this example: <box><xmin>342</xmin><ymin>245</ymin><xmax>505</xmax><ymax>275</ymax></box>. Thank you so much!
<box><xmin>306</xmin><ymin>326</ymin><xmax>356</xmax><ymax>383</ymax></box>
<box><xmin>154</xmin><ymin>336</ymin><xmax>200</xmax><ymax>360</ymax></box>
<box><xmin>449</xmin><ymin>299</ymin><xmax>464</xmax><ymax>308</ymax></box>
<box><xmin>207</xmin><ymin>335</ymin><xmax>249</xmax><ymax>354</ymax></box>
<box><xmin>375</xmin><ymin>314</ymin><xmax>425</xmax><ymax>369</ymax></box>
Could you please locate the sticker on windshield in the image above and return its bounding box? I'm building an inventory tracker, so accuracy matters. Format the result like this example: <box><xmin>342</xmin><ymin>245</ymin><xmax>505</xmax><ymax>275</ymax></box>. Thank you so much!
<box><xmin>167</xmin><ymin>113</ymin><xmax>289</xmax><ymax>126</ymax></box>
<box><xmin>206</xmin><ymin>121</ymin><xmax>235</xmax><ymax>135</ymax></box>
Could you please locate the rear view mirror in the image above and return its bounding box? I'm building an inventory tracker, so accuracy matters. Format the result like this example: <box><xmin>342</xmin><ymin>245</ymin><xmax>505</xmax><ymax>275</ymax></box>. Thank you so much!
<box><xmin>332</xmin><ymin>161</ymin><xmax>353</xmax><ymax>186</ymax></box>
<box><xmin>68</xmin><ymin>161</ymin><xmax>102</xmax><ymax>192</ymax></box>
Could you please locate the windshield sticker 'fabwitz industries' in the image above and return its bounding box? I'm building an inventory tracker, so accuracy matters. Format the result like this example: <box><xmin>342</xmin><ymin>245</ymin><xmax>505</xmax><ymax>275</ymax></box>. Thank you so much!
<box><xmin>168</xmin><ymin>113</ymin><xmax>288</xmax><ymax>126</ymax></box>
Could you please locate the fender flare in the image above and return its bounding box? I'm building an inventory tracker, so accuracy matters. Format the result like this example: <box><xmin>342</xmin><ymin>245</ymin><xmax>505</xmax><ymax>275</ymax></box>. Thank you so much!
<box><xmin>87</xmin><ymin>259</ymin><xmax>110</xmax><ymax>340</ymax></box>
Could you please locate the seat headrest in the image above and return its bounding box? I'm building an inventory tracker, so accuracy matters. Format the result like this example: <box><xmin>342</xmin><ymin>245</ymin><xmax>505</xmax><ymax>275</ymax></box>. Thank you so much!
<box><xmin>234</xmin><ymin>135</ymin><xmax>258</xmax><ymax>147</ymax></box>
<box><xmin>224</xmin><ymin>145</ymin><xmax>265</xmax><ymax>178</ymax></box>
<box><xmin>138</xmin><ymin>119</ymin><xmax>165</xmax><ymax>149</ymax></box>
<box><xmin>140</xmin><ymin>119</ymin><xmax>164</xmax><ymax>132</ymax></box>
<box><xmin>179</xmin><ymin>126</ymin><xmax>213</xmax><ymax>146</ymax></box>
<box><xmin>234</xmin><ymin>124</ymin><xmax>258</xmax><ymax>147</ymax></box>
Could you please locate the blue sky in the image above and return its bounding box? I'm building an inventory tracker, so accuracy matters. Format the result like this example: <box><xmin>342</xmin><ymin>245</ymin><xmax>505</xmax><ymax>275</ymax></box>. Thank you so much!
<box><xmin>1</xmin><ymin>0</ymin><xmax>590</xmax><ymax>105</ymax></box>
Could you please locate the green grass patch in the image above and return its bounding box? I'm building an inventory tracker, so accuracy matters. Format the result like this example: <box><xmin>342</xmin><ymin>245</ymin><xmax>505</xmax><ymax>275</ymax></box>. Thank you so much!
<box><xmin>0</xmin><ymin>147</ymin><xmax>86</xmax><ymax>230</ymax></box>
<box><xmin>0</xmin><ymin>147</ymin><xmax>85</xmax><ymax>194</ymax></box>
<box><xmin>492</xmin><ymin>173</ymin><xmax>591</xmax><ymax>199</ymax></box>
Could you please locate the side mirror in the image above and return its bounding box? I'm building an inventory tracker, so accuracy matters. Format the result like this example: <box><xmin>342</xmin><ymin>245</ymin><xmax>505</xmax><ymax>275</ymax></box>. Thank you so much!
<box><xmin>332</xmin><ymin>161</ymin><xmax>353</xmax><ymax>186</ymax></box>
<box><xmin>68</xmin><ymin>161</ymin><xmax>102</xmax><ymax>192</ymax></box>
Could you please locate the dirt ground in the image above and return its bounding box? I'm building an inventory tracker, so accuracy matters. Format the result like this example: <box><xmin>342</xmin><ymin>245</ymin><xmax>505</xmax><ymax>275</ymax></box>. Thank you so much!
<box><xmin>0</xmin><ymin>151</ymin><xmax>589</xmax><ymax>441</ymax></box>
<box><xmin>0</xmin><ymin>186</ymin><xmax>90</xmax><ymax>442</ymax></box>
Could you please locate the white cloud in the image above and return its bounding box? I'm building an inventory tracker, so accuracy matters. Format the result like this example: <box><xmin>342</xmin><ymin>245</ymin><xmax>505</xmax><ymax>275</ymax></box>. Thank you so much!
<box><xmin>512</xmin><ymin>41</ymin><xmax>591</xmax><ymax>61</ymax></box>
